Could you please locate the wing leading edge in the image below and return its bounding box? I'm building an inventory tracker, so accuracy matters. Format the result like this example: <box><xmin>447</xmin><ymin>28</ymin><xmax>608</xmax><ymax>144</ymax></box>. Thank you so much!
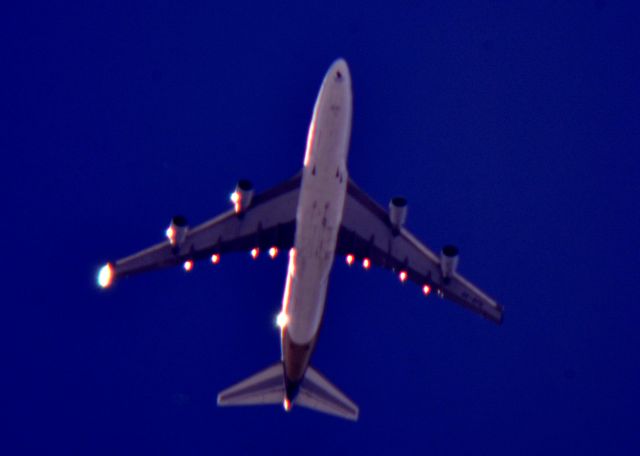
<box><xmin>338</xmin><ymin>179</ymin><xmax>503</xmax><ymax>324</ymax></box>
<box><xmin>101</xmin><ymin>174</ymin><xmax>301</xmax><ymax>284</ymax></box>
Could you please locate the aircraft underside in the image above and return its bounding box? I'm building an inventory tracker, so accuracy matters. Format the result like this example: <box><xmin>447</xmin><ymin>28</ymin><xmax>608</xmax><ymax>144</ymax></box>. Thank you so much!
<box><xmin>98</xmin><ymin>58</ymin><xmax>503</xmax><ymax>421</ymax></box>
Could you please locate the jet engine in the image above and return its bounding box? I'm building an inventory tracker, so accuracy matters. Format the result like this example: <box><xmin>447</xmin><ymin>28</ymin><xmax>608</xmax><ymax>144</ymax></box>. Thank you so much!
<box><xmin>388</xmin><ymin>196</ymin><xmax>408</xmax><ymax>229</ymax></box>
<box><xmin>231</xmin><ymin>179</ymin><xmax>254</xmax><ymax>212</ymax></box>
<box><xmin>166</xmin><ymin>215</ymin><xmax>189</xmax><ymax>247</ymax></box>
<box><xmin>440</xmin><ymin>245</ymin><xmax>459</xmax><ymax>280</ymax></box>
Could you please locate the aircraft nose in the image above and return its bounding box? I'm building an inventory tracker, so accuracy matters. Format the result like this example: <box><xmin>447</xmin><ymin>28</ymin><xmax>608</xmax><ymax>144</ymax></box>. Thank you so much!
<box><xmin>331</xmin><ymin>58</ymin><xmax>350</xmax><ymax>83</ymax></box>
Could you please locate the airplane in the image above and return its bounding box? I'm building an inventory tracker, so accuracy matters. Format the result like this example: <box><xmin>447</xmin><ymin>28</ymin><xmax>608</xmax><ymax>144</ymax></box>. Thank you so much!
<box><xmin>97</xmin><ymin>58</ymin><xmax>503</xmax><ymax>421</ymax></box>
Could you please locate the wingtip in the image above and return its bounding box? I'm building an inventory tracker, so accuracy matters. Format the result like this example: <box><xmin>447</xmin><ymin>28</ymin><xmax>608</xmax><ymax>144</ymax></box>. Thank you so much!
<box><xmin>97</xmin><ymin>262</ymin><xmax>115</xmax><ymax>289</ymax></box>
<box><xmin>496</xmin><ymin>305</ymin><xmax>505</xmax><ymax>325</ymax></box>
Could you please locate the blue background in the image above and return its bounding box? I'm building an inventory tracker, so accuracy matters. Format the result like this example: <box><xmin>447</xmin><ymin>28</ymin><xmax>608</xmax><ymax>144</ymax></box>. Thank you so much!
<box><xmin>3</xmin><ymin>1</ymin><xmax>639</xmax><ymax>454</ymax></box>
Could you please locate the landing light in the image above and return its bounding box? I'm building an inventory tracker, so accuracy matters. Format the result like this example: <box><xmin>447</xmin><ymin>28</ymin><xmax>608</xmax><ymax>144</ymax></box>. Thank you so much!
<box><xmin>97</xmin><ymin>263</ymin><xmax>114</xmax><ymax>288</ymax></box>
<box><xmin>283</xmin><ymin>398</ymin><xmax>292</xmax><ymax>412</ymax></box>
<box><xmin>268</xmin><ymin>247</ymin><xmax>278</xmax><ymax>259</ymax></box>
<box><xmin>362</xmin><ymin>258</ymin><xmax>371</xmax><ymax>269</ymax></box>
<box><xmin>183</xmin><ymin>260</ymin><xmax>194</xmax><ymax>271</ymax></box>
<box><xmin>251</xmin><ymin>248</ymin><xmax>259</xmax><ymax>259</ymax></box>
<box><xmin>276</xmin><ymin>311</ymin><xmax>289</xmax><ymax>329</ymax></box>
<box><xmin>399</xmin><ymin>270</ymin><xmax>408</xmax><ymax>282</ymax></box>
<box><xmin>165</xmin><ymin>226</ymin><xmax>175</xmax><ymax>244</ymax></box>
<box><xmin>422</xmin><ymin>284</ymin><xmax>431</xmax><ymax>296</ymax></box>
<box><xmin>230</xmin><ymin>191</ymin><xmax>241</xmax><ymax>213</ymax></box>
<box><xmin>346</xmin><ymin>254</ymin><xmax>354</xmax><ymax>266</ymax></box>
<box><xmin>211</xmin><ymin>254</ymin><xmax>220</xmax><ymax>264</ymax></box>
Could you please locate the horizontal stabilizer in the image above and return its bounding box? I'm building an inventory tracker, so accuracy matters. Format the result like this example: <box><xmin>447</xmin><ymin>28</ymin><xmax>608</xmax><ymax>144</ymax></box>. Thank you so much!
<box><xmin>217</xmin><ymin>362</ymin><xmax>284</xmax><ymax>407</ymax></box>
<box><xmin>297</xmin><ymin>366</ymin><xmax>359</xmax><ymax>421</ymax></box>
<box><xmin>217</xmin><ymin>363</ymin><xmax>358</xmax><ymax>421</ymax></box>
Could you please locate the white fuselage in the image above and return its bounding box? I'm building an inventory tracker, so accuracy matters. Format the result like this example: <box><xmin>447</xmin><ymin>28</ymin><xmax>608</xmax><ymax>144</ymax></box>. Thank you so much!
<box><xmin>280</xmin><ymin>60</ymin><xmax>352</xmax><ymax>373</ymax></box>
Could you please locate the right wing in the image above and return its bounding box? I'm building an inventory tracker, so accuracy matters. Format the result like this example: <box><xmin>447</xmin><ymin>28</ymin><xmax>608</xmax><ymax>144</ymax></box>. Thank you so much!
<box><xmin>337</xmin><ymin>178</ymin><xmax>503</xmax><ymax>324</ymax></box>
<box><xmin>100</xmin><ymin>174</ymin><xmax>301</xmax><ymax>285</ymax></box>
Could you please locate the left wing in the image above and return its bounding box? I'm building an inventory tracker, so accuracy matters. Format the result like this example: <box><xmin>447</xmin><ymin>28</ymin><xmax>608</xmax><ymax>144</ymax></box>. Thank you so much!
<box><xmin>337</xmin><ymin>179</ymin><xmax>503</xmax><ymax>324</ymax></box>
<box><xmin>100</xmin><ymin>174</ymin><xmax>301</xmax><ymax>285</ymax></box>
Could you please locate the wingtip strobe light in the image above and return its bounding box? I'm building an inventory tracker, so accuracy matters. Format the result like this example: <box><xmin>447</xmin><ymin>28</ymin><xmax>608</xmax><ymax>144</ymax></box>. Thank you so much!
<box><xmin>97</xmin><ymin>263</ymin><xmax>114</xmax><ymax>288</ymax></box>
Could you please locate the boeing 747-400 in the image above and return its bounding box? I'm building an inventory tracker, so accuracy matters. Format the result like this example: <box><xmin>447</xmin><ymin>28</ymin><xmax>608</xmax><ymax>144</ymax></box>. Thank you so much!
<box><xmin>98</xmin><ymin>59</ymin><xmax>503</xmax><ymax>421</ymax></box>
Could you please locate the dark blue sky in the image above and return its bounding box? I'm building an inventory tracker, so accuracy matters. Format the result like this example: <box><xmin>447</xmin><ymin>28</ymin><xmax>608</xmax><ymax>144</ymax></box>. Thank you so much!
<box><xmin>3</xmin><ymin>1</ymin><xmax>639</xmax><ymax>454</ymax></box>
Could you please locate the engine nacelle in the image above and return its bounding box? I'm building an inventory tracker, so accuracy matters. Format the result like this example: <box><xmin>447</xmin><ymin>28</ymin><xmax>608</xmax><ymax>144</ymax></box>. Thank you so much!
<box><xmin>166</xmin><ymin>215</ymin><xmax>188</xmax><ymax>247</ymax></box>
<box><xmin>231</xmin><ymin>179</ymin><xmax>254</xmax><ymax>213</ymax></box>
<box><xmin>388</xmin><ymin>196</ymin><xmax>408</xmax><ymax>229</ymax></box>
<box><xmin>440</xmin><ymin>245</ymin><xmax>459</xmax><ymax>280</ymax></box>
